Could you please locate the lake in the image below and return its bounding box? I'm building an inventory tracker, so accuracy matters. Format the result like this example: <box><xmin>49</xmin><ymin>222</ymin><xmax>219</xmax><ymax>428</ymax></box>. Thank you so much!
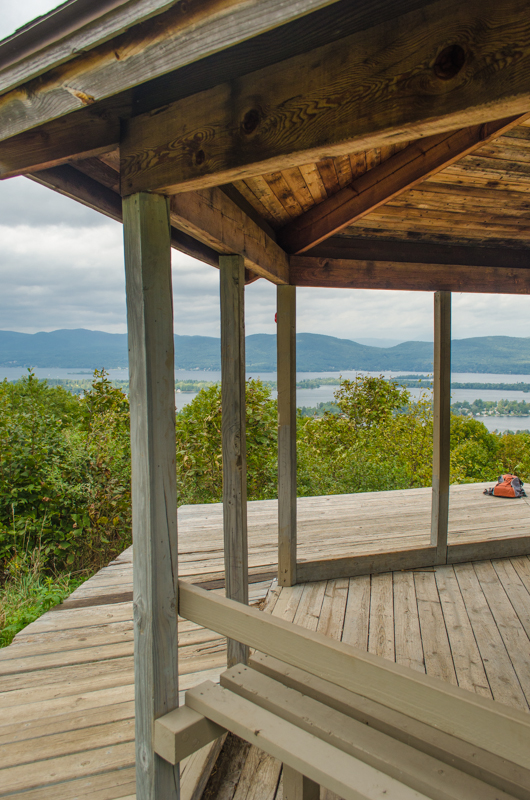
<box><xmin>3</xmin><ymin>367</ymin><xmax>530</xmax><ymax>433</ymax></box>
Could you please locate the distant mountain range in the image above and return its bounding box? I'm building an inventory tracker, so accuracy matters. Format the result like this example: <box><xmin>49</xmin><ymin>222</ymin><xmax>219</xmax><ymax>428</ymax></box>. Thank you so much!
<box><xmin>1</xmin><ymin>329</ymin><xmax>530</xmax><ymax>374</ymax></box>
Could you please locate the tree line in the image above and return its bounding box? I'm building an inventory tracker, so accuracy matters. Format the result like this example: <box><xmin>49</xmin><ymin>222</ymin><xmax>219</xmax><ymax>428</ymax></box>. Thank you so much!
<box><xmin>2</xmin><ymin>371</ymin><xmax>530</xmax><ymax>644</ymax></box>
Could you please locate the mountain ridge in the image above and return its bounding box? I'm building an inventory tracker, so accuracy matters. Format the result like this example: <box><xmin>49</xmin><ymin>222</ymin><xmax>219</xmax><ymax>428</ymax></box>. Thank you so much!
<box><xmin>0</xmin><ymin>329</ymin><xmax>529</xmax><ymax>374</ymax></box>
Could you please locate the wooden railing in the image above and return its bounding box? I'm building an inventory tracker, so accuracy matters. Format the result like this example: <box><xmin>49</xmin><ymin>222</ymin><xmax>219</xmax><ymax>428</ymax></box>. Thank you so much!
<box><xmin>178</xmin><ymin>581</ymin><xmax>530</xmax><ymax>771</ymax></box>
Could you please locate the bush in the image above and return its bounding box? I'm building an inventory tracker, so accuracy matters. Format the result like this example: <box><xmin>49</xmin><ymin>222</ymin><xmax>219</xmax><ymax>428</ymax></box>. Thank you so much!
<box><xmin>0</xmin><ymin>549</ymin><xmax>85</xmax><ymax>647</ymax></box>
<box><xmin>297</xmin><ymin>376</ymin><xmax>433</xmax><ymax>495</ymax></box>
<box><xmin>0</xmin><ymin>370</ymin><xmax>131</xmax><ymax>574</ymax></box>
<box><xmin>175</xmin><ymin>379</ymin><xmax>277</xmax><ymax>504</ymax></box>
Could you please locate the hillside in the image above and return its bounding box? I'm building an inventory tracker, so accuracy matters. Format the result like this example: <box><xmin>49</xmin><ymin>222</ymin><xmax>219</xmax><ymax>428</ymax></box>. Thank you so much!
<box><xmin>2</xmin><ymin>329</ymin><xmax>530</xmax><ymax>374</ymax></box>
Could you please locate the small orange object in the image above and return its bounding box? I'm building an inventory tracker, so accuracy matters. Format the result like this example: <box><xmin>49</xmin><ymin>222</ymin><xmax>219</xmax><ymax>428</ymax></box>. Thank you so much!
<box><xmin>494</xmin><ymin>474</ymin><xmax>522</xmax><ymax>498</ymax></box>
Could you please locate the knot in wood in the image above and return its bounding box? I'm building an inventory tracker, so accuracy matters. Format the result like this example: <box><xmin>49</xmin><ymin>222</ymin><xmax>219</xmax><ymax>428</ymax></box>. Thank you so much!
<box><xmin>433</xmin><ymin>45</ymin><xmax>466</xmax><ymax>80</ymax></box>
<box><xmin>195</xmin><ymin>149</ymin><xmax>206</xmax><ymax>166</ymax></box>
<box><xmin>241</xmin><ymin>108</ymin><xmax>261</xmax><ymax>135</ymax></box>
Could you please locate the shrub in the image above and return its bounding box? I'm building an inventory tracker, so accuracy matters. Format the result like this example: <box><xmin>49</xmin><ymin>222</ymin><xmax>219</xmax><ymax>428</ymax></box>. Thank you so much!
<box><xmin>175</xmin><ymin>379</ymin><xmax>277</xmax><ymax>504</ymax></box>
<box><xmin>0</xmin><ymin>370</ymin><xmax>131</xmax><ymax>574</ymax></box>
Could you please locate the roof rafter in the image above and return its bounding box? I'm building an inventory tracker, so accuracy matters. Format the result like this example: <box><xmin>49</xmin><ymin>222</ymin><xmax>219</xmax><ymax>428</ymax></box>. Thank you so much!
<box><xmin>290</xmin><ymin>238</ymin><xmax>530</xmax><ymax>294</ymax></box>
<box><xmin>120</xmin><ymin>0</ymin><xmax>530</xmax><ymax>196</ymax></box>
<box><xmin>279</xmin><ymin>115</ymin><xmax>529</xmax><ymax>254</ymax></box>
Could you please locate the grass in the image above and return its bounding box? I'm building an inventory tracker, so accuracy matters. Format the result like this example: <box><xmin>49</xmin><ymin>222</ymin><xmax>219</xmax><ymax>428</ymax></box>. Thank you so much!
<box><xmin>0</xmin><ymin>550</ymin><xmax>87</xmax><ymax>647</ymax></box>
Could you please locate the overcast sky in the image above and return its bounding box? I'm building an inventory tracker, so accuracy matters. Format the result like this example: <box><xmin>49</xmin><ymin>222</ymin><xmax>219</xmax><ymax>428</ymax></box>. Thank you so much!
<box><xmin>1</xmin><ymin>3</ymin><xmax>529</xmax><ymax>342</ymax></box>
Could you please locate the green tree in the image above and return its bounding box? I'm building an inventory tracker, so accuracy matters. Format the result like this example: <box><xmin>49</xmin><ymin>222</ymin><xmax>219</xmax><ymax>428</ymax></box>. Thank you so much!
<box><xmin>175</xmin><ymin>379</ymin><xmax>277</xmax><ymax>505</ymax></box>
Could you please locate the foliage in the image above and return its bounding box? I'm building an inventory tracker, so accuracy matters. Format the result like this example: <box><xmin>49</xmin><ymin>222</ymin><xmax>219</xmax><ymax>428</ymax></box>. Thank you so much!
<box><xmin>0</xmin><ymin>370</ymin><xmax>131</xmax><ymax>574</ymax></box>
<box><xmin>0</xmin><ymin>549</ymin><xmax>85</xmax><ymax>647</ymax></box>
<box><xmin>298</xmin><ymin>402</ymin><xmax>341</xmax><ymax>417</ymax></box>
<box><xmin>452</xmin><ymin>398</ymin><xmax>530</xmax><ymax>417</ymax></box>
<box><xmin>297</xmin><ymin>377</ymin><xmax>432</xmax><ymax>496</ymax></box>
<box><xmin>3</xmin><ymin>371</ymin><xmax>530</xmax><ymax>647</ymax></box>
<box><xmin>175</xmin><ymin>379</ymin><xmax>277</xmax><ymax>505</ymax></box>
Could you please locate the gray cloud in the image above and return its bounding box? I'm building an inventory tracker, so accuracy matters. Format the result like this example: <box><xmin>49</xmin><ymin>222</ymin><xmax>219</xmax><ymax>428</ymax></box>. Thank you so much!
<box><xmin>0</xmin><ymin>177</ymin><xmax>107</xmax><ymax>228</ymax></box>
<box><xmin>0</xmin><ymin>156</ymin><xmax>529</xmax><ymax>343</ymax></box>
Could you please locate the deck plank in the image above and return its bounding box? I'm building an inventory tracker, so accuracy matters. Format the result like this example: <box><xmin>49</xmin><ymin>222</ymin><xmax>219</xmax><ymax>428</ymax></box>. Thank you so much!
<box><xmin>434</xmin><ymin>565</ymin><xmax>490</xmax><ymax>697</ymax></box>
<box><xmin>414</xmin><ymin>571</ymin><xmax>457</xmax><ymax>685</ymax></box>
<box><xmin>454</xmin><ymin>562</ymin><xmax>529</xmax><ymax>710</ymax></box>
<box><xmin>1</xmin><ymin>484</ymin><xmax>530</xmax><ymax>799</ymax></box>
<box><xmin>393</xmin><ymin>572</ymin><xmax>424</xmax><ymax>673</ymax></box>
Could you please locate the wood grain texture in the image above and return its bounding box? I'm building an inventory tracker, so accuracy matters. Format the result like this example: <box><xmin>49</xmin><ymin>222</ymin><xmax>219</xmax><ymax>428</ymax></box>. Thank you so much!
<box><xmin>0</xmin><ymin>110</ymin><xmax>119</xmax><ymax>179</ymax></box>
<box><xmin>0</xmin><ymin>0</ymin><xmax>341</xmax><ymax>141</ymax></box>
<box><xmin>121</xmin><ymin>0</ymin><xmax>530</xmax><ymax>194</ymax></box>
<box><xmin>250</xmin><ymin>653</ymin><xmax>530</xmax><ymax>800</ymax></box>
<box><xmin>277</xmin><ymin>285</ymin><xmax>297</xmax><ymax>586</ymax></box>
<box><xmin>308</xmin><ymin>237</ymin><xmax>530</xmax><ymax>269</ymax></box>
<box><xmin>278</xmin><ymin>116</ymin><xmax>529</xmax><ymax>253</ymax></box>
<box><xmin>179</xmin><ymin>581</ymin><xmax>530</xmax><ymax>769</ymax></box>
<box><xmin>221</xmin><ymin>664</ymin><xmax>517</xmax><ymax>800</ymax></box>
<box><xmin>122</xmin><ymin>192</ymin><xmax>179</xmax><ymax>799</ymax></box>
<box><xmin>296</xmin><ymin>548</ymin><xmax>437</xmax><ymax>583</ymax></box>
<box><xmin>220</xmin><ymin>254</ymin><xmax>249</xmax><ymax>667</ymax></box>
<box><xmin>186</xmin><ymin>681</ymin><xmax>426</xmax><ymax>800</ymax></box>
<box><xmin>289</xmin><ymin>256</ymin><xmax>530</xmax><ymax>294</ymax></box>
<box><xmin>3</xmin><ymin>490</ymin><xmax>530</xmax><ymax>799</ymax></box>
<box><xmin>170</xmin><ymin>188</ymin><xmax>288</xmax><ymax>284</ymax></box>
<box><xmin>431</xmin><ymin>292</ymin><xmax>451</xmax><ymax>562</ymax></box>
<box><xmin>282</xmin><ymin>765</ymin><xmax>319</xmax><ymax>800</ymax></box>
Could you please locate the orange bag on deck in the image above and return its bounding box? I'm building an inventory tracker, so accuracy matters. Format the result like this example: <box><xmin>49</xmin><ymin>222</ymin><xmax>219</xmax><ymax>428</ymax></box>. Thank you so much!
<box><xmin>484</xmin><ymin>474</ymin><xmax>526</xmax><ymax>498</ymax></box>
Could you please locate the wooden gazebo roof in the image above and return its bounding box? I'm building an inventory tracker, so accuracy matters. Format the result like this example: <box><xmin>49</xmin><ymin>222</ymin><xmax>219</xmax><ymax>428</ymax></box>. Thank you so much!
<box><xmin>1</xmin><ymin>0</ymin><xmax>530</xmax><ymax>295</ymax></box>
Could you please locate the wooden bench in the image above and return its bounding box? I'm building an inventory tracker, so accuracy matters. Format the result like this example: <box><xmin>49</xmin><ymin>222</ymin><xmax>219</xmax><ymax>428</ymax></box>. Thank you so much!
<box><xmin>153</xmin><ymin>582</ymin><xmax>530</xmax><ymax>800</ymax></box>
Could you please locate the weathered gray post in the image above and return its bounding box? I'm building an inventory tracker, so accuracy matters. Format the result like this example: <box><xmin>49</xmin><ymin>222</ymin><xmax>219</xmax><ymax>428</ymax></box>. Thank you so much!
<box><xmin>123</xmin><ymin>193</ymin><xmax>179</xmax><ymax>800</ymax></box>
<box><xmin>277</xmin><ymin>284</ymin><xmax>297</xmax><ymax>586</ymax></box>
<box><xmin>431</xmin><ymin>290</ymin><xmax>451</xmax><ymax>564</ymax></box>
<box><xmin>220</xmin><ymin>254</ymin><xmax>249</xmax><ymax>667</ymax></box>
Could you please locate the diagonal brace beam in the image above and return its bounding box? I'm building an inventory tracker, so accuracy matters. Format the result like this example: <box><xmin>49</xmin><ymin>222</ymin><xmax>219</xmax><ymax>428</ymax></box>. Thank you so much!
<box><xmin>279</xmin><ymin>114</ymin><xmax>529</xmax><ymax>254</ymax></box>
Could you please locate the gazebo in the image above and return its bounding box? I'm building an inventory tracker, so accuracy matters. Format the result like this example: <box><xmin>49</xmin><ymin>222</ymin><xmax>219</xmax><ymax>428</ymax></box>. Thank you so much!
<box><xmin>1</xmin><ymin>1</ymin><xmax>530</xmax><ymax>798</ymax></box>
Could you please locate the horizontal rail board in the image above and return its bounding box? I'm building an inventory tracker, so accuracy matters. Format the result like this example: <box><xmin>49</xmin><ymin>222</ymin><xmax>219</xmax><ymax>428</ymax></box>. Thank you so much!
<box><xmin>178</xmin><ymin>581</ymin><xmax>530</xmax><ymax>769</ymax></box>
<box><xmin>186</xmin><ymin>681</ymin><xmax>425</xmax><ymax>800</ymax></box>
<box><xmin>250</xmin><ymin>653</ymin><xmax>530</xmax><ymax>800</ymax></box>
<box><xmin>296</xmin><ymin>547</ymin><xmax>437</xmax><ymax>582</ymax></box>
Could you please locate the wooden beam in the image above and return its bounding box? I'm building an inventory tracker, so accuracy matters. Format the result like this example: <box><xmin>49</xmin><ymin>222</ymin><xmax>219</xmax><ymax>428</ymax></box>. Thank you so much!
<box><xmin>220</xmin><ymin>254</ymin><xmax>249</xmax><ymax>668</ymax></box>
<box><xmin>0</xmin><ymin>0</ymin><xmax>341</xmax><ymax>141</ymax></box>
<box><xmin>447</xmin><ymin>535</ymin><xmax>530</xmax><ymax>564</ymax></box>
<box><xmin>122</xmin><ymin>192</ymin><xmax>179</xmax><ymax>799</ymax></box>
<box><xmin>289</xmin><ymin>256</ymin><xmax>530</xmax><ymax>294</ymax></box>
<box><xmin>250</xmin><ymin>653</ymin><xmax>530</xmax><ymax>800</ymax></box>
<box><xmin>283</xmin><ymin>767</ymin><xmax>320</xmax><ymax>800</ymax></box>
<box><xmin>431</xmin><ymin>292</ymin><xmax>451</xmax><ymax>564</ymax></box>
<box><xmin>180</xmin><ymin>736</ymin><xmax>227</xmax><ymax>800</ymax></box>
<box><xmin>296</xmin><ymin>547</ymin><xmax>437</xmax><ymax>583</ymax></box>
<box><xmin>186</xmin><ymin>681</ymin><xmax>422</xmax><ymax>800</ymax></box>
<box><xmin>29</xmin><ymin>166</ymin><xmax>220</xmax><ymax>267</ymax></box>
<box><xmin>154</xmin><ymin>706</ymin><xmax>225</xmax><ymax>766</ymax></box>
<box><xmin>179</xmin><ymin>581</ymin><xmax>530</xmax><ymax>770</ymax></box>
<box><xmin>221</xmin><ymin>664</ymin><xmax>510</xmax><ymax>800</ymax></box>
<box><xmin>277</xmin><ymin>285</ymin><xmax>297</xmax><ymax>587</ymax></box>
<box><xmin>279</xmin><ymin>116</ymin><xmax>529</xmax><ymax>253</ymax></box>
<box><xmin>0</xmin><ymin>110</ymin><xmax>119</xmax><ymax>179</ymax></box>
<box><xmin>170</xmin><ymin>188</ymin><xmax>289</xmax><ymax>284</ymax></box>
<box><xmin>121</xmin><ymin>0</ymin><xmax>530</xmax><ymax>194</ymax></box>
<box><xmin>307</xmin><ymin>237</ymin><xmax>530</xmax><ymax>270</ymax></box>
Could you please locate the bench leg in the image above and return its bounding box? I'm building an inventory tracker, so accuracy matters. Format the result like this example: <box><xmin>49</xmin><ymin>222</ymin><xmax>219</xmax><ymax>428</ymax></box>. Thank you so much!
<box><xmin>283</xmin><ymin>765</ymin><xmax>319</xmax><ymax>800</ymax></box>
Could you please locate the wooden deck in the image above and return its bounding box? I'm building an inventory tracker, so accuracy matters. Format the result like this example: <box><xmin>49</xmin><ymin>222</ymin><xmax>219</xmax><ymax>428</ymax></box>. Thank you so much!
<box><xmin>1</xmin><ymin>483</ymin><xmax>529</xmax><ymax>799</ymax></box>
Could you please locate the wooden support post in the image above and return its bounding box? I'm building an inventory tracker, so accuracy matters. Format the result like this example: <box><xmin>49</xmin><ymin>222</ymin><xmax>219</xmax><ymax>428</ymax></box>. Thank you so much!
<box><xmin>277</xmin><ymin>285</ymin><xmax>297</xmax><ymax>586</ymax></box>
<box><xmin>220</xmin><ymin>254</ymin><xmax>249</xmax><ymax>667</ymax></box>
<box><xmin>431</xmin><ymin>291</ymin><xmax>451</xmax><ymax>564</ymax></box>
<box><xmin>123</xmin><ymin>193</ymin><xmax>179</xmax><ymax>800</ymax></box>
<box><xmin>282</xmin><ymin>766</ymin><xmax>319</xmax><ymax>800</ymax></box>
